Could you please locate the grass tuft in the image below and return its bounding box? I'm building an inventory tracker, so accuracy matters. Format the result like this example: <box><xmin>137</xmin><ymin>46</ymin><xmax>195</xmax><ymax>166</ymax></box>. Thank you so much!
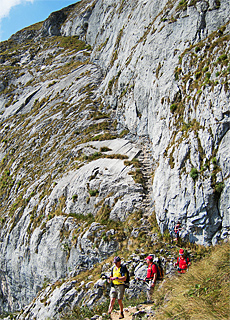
<box><xmin>153</xmin><ymin>242</ymin><xmax>230</xmax><ymax>320</ymax></box>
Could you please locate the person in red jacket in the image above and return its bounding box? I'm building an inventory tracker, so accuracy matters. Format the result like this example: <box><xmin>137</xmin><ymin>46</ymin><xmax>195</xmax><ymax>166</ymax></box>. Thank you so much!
<box><xmin>174</xmin><ymin>248</ymin><xmax>191</xmax><ymax>273</ymax></box>
<box><xmin>144</xmin><ymin>255</ymin><xmax>157</xmax><ymax>303</ymax></box>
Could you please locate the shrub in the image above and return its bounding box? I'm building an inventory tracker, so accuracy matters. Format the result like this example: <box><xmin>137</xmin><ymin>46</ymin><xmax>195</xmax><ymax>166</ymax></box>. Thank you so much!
<box><xmin>214</xmin><ymin>182</ymin><xmax>224</xmax><ymax>193</ymax></box>
<box><xmin>88</xmin><ymin>152</ymin><xmax>102</xmax><ymax>161</ymax></box>
<box><xmin>190</xmin><ymin>168</ymin><xmax>198</xmax><ymax>180</ymax></box>
<box><xmin>211</xmin><ymin>157</ymin><xmax>217</xmax><ymax>164</ymax></box>
<box><xmin>170</xmin><ymin>104</ymin><xmax>177</xmax><ymax>113</ymax></box>
<box><xmin>100</xmin><ymin>146</ymin><xmax>112</xmax><ymax>152</ymax></box>
<box><xmin>88</xmin><ymin>189</ymin><xmax>99</xmax><ymax>197</ymax></box>
<box><xmin>119</xmin><ymin>129</ymin><xmax>129</xmax><ymax>137</ymax></box>
<box><xmin>195</xmin><ymin>71</ymin><xmax>201</xmax><ymax>79</ymax></box>
<box><xmin>205</xmin><ymin>72</ymin><xmax>211</xmax><ymax>80</ymax></box>
<box><xmin>217</xmin><ymin>53</ymin><xmax>228</xmax><ymax>62</ymax></box>
<box><xmin>128</xmin><ymin>169</ymin><xmax>145</xmax><ymax>186</ymax></box>
<box><xmin>124</xmin><ymin>158</ymin><xmax>141</xmax><ymax>168</ymax></box>
<box><xmin>106</xmin><ymin>154</ymin><xmax>128</xmax><ymax>160</ymax></box>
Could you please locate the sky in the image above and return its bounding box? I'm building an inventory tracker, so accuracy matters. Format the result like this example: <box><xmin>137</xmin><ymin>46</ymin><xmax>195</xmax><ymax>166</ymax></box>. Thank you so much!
<box><xmin>0</xmin><ymin>0</ymin><xmax>80</xmax><ymax>42</ymax></box>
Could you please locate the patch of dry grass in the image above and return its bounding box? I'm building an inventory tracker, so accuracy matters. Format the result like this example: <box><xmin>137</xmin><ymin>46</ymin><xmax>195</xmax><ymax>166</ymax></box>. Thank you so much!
<box><xmin>153</xmin><ymin>241</ymin><xmax>230</xmax><ymax>320</ymax></box>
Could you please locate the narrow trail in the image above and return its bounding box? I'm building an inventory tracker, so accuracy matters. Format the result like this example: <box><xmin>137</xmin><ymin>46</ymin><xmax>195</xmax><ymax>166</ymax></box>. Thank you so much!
<box><xmin>110</xmin><ymin>304</ymin><xmax>154</xmax><ymax>319</ymax></box>
<box><xmin>137</xmin><ymin>141</ymin><xmax>154</xmax><ymax>218</ymax></box>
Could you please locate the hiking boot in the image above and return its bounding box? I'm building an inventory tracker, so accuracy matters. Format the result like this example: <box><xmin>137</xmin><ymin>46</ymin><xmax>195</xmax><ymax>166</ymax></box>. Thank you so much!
<box><xmin>119</xmin><ymin>312</ymin><xmax>124</xmax><ymax>319</ymax></box>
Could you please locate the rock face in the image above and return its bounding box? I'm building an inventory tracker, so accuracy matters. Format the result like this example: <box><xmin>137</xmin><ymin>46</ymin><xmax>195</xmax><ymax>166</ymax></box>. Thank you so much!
<box><xmin>0</xmin><ymin>0</ymin><xmax>229</xmax><ymax>315</ymax></box>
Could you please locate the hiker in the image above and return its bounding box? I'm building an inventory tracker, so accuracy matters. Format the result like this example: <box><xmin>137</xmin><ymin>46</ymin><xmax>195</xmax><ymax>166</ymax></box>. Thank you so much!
<box><xmin>143</xmin><ymin>255</ymin><xmax>157</xmax><ymax>303</ymax></box>
<box><xmin>174</xmin><ymin>221</ymin><xmax>182</xmax><ymax>242</ymax></box>
<box><xmin>174</xmin><ymin>248</ymin><xmax>191</xmax><ymax>274</ymax></box>
<box><xmin>136</xmin><ymin>255</ymin><xmax>164</xmax><ymax>303</ymax></box>
<box><xmin>108</xmin><ymin>256</ymin><xmax>127</xmax><ymax>319</ymax></box>
<box><xmin>135</xmin><ymin>255</ymin><xmax>157</xmax><ymax>303</ymax></box>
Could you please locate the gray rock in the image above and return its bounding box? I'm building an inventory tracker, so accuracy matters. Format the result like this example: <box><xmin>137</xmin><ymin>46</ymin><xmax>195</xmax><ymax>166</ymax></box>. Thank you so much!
<box><xmin>0</xmin><ymin>0</ymin><xmax>229</xmax><ymax>316</ymax></box>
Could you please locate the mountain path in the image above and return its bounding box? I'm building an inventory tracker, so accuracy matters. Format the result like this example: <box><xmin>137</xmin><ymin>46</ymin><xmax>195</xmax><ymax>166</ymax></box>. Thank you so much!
<box><xmin>109</xmin><ymin>303</ymin><xmax>153</xmax><ymax>319</ymax></box>
<box><xmin>137</xmin><ymin>140</ymin><xmax>155</xmax><ymax>218</ymax></box>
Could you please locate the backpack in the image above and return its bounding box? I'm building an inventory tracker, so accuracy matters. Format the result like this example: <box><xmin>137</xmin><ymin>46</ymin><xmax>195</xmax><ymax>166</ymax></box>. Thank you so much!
<box><xmin>150</xmin><ymin>262</ymin><xmax>164</xmax><ymax>281</ymax></box>
<box><xmin>111</xmin><ymin>264</ymin><xmax>130</xmax><ymax>288</ymax></box>
<box><xmin>178</xmin><ymin>255</ymin><xmax>190</xmax><ymax>268</ymax></box>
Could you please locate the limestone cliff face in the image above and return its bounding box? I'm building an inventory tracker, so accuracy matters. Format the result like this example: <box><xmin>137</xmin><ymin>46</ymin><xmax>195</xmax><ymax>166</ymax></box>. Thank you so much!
<box><xmin>61</xmin><ymin>0</ymin><xmax>230</xmax><ymax>243</ymax></box>
<box><xmin>0</xmin><ymin>0</ymin><xmax>229</xmax><ymax>315</ymax></box>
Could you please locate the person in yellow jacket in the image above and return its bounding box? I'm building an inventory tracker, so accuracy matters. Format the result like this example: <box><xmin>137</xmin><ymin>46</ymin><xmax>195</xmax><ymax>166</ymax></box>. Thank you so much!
<box><xmin>108</xmin><ymin>256</ymin><xmax>127</xmax><ymax>319</ymax></box>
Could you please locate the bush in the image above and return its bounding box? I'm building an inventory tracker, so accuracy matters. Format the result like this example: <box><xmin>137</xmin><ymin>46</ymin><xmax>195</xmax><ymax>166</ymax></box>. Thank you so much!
<box><xmin>190</xmin><ymin>168</ymin><xmax>198</xmax><ymax>180</ymax></box>
<box><xmin>170</xmin><ymin>104</ymin><xmax>177</xmax><ymax>113</ymax></box>
<box><xmin>214</xmin><ymin>182</ymin><xmax>224</xmax><ymax>193</ymax></box>
<box><xmin>72</xmin><ymin>195</ymin><xmax>78</xmax><ymax>201</ymax></box>
<box><xmin>100</xmin><ymin>146</ymin><xmax>112</xmax><ymax>152</ymax></box>
<box><xmin>205</xmin><ymin>72</ymin><xmax>211</xmax><ymax>80</ymax></box>
<box><xmin>211</xmin><ymin>157</ymin><xmax>217</xmax><ymax>164</ymax></box>
<box><xmin>124</xmin><ymin>158</ymin><xmax>141</xmax><ymax>168</ymax></box>
<box><xmin>217</xmin><ymin>53</ymin><xmax>228</xmax><ymax>62</ymax></box>
<box><xmin>88</xmin><ymin>189</ymin><xmax>99</xmax><ymax>197</ymax></box>
<box><xmin>195</xmin><ymin>71</ymin><xmax>202</xmax><ymax>79</ymax></box>
<box><xmin>88</xmin><ymin>152</ymin><xmax>102</xmax><ymax>161</ymax></box>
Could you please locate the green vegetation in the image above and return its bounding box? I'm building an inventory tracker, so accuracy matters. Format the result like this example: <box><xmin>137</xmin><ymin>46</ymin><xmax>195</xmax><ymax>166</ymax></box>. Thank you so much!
<box><xmin>153</xmin><ymin>242</ymin><xmax>230</xmax><ymax>320</ymax></box>
<box><xmin>53</xmin><ymin>212</ymin><xmax>229</xmax><ymax>320</ymax></box>
<box><xmin>0</xmin><ymin>27</ymin><xmax>121</xmax><ymax>233</ymax></box>
<box><xmin>190</xmin><ymin>167</ymin><xmax>198</xmax><ymax>180</ymax></box>
<box><xmin>0</xmin><ymin>4</ymin><xmax>228</xmax><ymax>319</ymax></box>
<box><xmin>119</xmin><ymin>129</ymin><xmax>129</xmax><ymax>137</ymax></box>
<box><xmin>128</xmin><ymin>168</ymin><xmax>145</xmax><ymax>186</ymax></box>
<box><xmin>88</xmin><ymin>189</ymin><xmax>99</xmax><ymax>197</ymax></box>
<box><xmin>172</xmin><ymin>22</ymin><xmax>229</xmax><ymax>130</ymax></box>
<box><xmin>100</xmin><ymin>146</ymin><xmax>112</xmax><ymax>152</ymax></box>
<box><xmin>68</xmin><ymin>213</ymin><xmax>94</xmax><ymax>226</ymax></box>
<box><xmin>124</xmin><ymin>158</ymin><xmax>141</xmax><ymax>168</ymax></box>
<box><xmin>170</xmin><ymin>103</ymin><xmax>177</xmax><ymax>113</ymax></box>
<box><xmin>60</xmin><ymin>301</ymin><xmax>110</xmax><ymax>320</ymax></box>
<box><xmin>214</xmin><ymin>182</ymin><xmax>225</xmax><ymax>194</ymax></box>
<box><xmin>72</xmin><ymin>195</ymin><xmax>78</xmax><ymax>201</ymax></box>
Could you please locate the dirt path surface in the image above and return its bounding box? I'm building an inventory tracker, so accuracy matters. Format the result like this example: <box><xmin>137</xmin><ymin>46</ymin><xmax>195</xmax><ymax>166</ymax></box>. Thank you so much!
<box><xmin>110</xmin><ymin>304</ymin><xmax>153</xmax><ymax>320</ymax></box>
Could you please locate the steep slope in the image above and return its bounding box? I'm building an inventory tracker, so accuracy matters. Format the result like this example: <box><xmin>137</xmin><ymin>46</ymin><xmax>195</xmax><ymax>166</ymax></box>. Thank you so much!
<box><xmin>66</xmin><ymin>0</ymin><xmax>230</xmax><ymax>245</ymax></box>
<box><xmin>0</xmin><ymin>0</ymin><xmax>229</xmax><ymax>316</ymax></box>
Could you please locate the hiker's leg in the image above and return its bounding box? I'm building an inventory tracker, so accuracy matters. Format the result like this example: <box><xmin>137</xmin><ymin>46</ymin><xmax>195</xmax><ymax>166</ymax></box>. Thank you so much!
<box><xmin>108</xmin><ymin>297</ymin><xmax>116</xmax><ymax>314</ymax></box>
<box><xmin>117</xmin><ymin>285</ymin><xmax>125</xmax><ymax>317</ymax></box>
<box><xmin>149</xmin><ymin>286</ymin><xmax>154</xmax><ymax>302</ymax></box>
<box><xmin>118</xmin><ymin>299</ymin><xmax>124</xmax><ymax>318</ymax></box>
<box><xmin>108</xmin><ymin>287</ymin><xmax>117</xmax><ymax>314</ymax></box>
<box><xmin>147</xmin><ymin>281</ymin><xmax>154</xmax><ymax>302</ymax></box>
<box><xmin>146</xmin><ymin>282</ymin><xmax>151</xmax><ymax>302</ymax></box>
<box><xmin>118</xmin><ymin>299</ymin><xmax>123</xmax><ymax>313</ymax></box>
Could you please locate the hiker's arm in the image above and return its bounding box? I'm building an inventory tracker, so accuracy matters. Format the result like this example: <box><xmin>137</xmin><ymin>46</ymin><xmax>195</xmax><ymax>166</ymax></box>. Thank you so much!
<box><xmin>110</xmin><ymin>275</ymin><xmax>126</xmax><ymax>281</ymax></box>
<box><xmin>151</xmin><ymin>273</ymin><xmax>157</xmax><ymax>287</ymax></box>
